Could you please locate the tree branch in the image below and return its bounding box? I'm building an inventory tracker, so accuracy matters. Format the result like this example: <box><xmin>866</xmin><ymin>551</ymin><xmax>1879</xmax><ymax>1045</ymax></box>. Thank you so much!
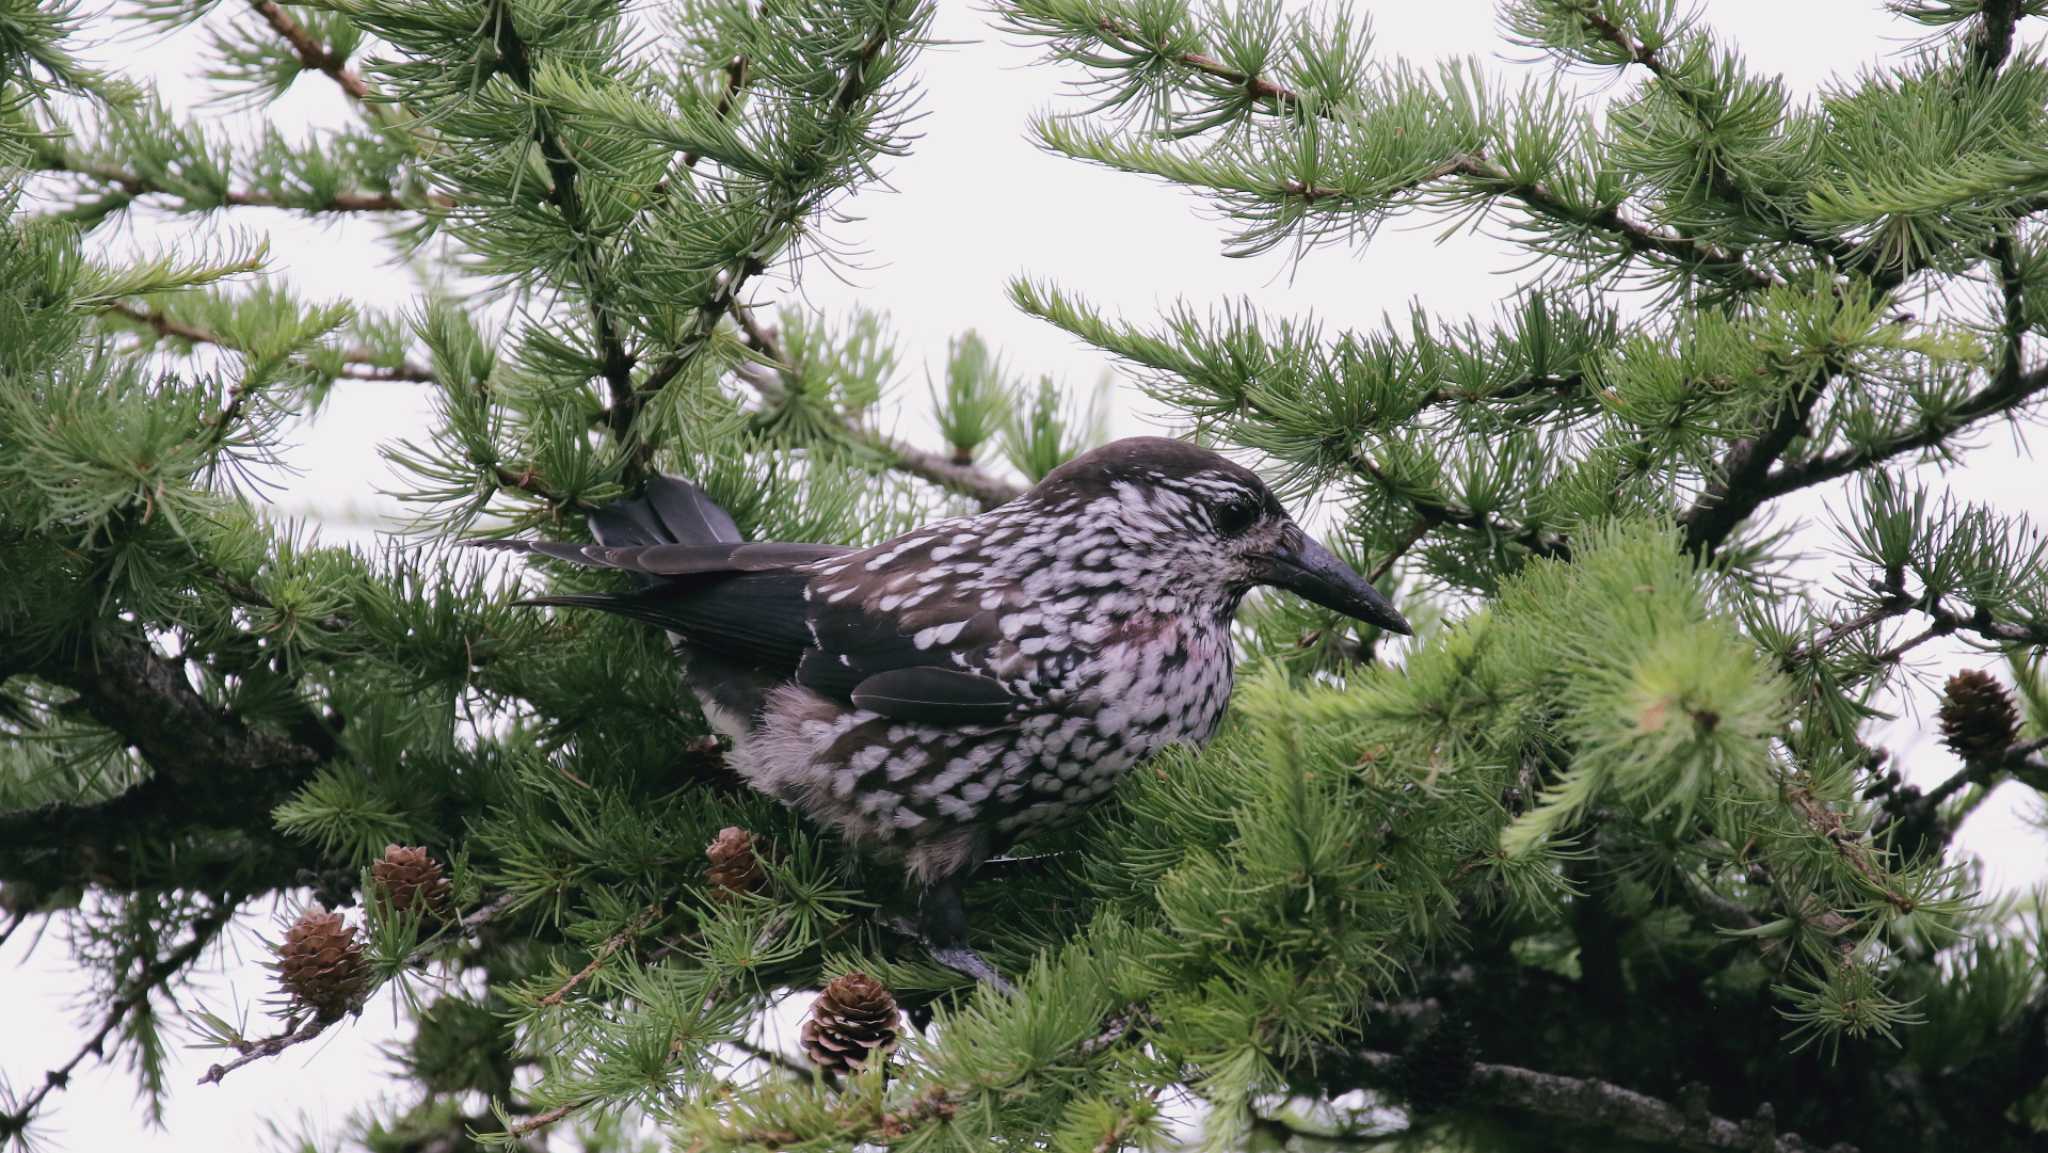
<box><xmin>536</xmin><ymin>902</ymin><xmax>661</xmax><ymax>1007</ymax></box>
<box><xmin>37</xmin><ymin>629</ymin><xmax>332</xmax><ymax>792</ymax></box>
<box><xmin>1350</xmin><ymin>450</ymin><xmax>1570</xmax><ymax>562</ymax></box>
<box><xmin>1679</xmin><ymin>364</ymin><xmax>1834</xmax><ymax>557</ymax></box>
<box><xmin>39</xmin><ymin>155</ymin><xmax>447</xmax><ymax>214</ymax></box>
<box><xmin>1334</xmin><ymin>1049</ymin><xmax>1856</xmax><ymax>1153</ymax></box>
<box><xmin>632</xmin><ymin>3</ymin><xmax>980</xmax><ymax>500</ymax></box>
<box><xmin>101</xmin><ymin>300</ymin><xmax>438</xmax><ymax>384</ymax></box>
<box><xmin>487</xmin><ymin>0</ymin><xmax>640</xmax><ymax>462</ymax></box>
<box><xmin>249</xmin><ymin>0</ymin><xmax>370</xmax><ymax>104</ymax></box>
<box><xmin>1750</xmin><ymin>360</ymin><xmax>2048</xmax><ymax>508</ymax></box>
<box><xmin>1090</xmin><ymin>15</ymin><xmax>1771</xmax><ymax>291</ymax></box>
<box><xmin>0</xmin><ymin>905</ymin><xmax>234</xmax><ymax>1142</ymax></box>
<box><xmin>1968</xmin><ymin>0</ymin><xmax>2024</xmax><ymax>76</ymax></box>
<box><xmin>1685</xmin><ymin>227</ymin><xmax>2037</xmax><ymax>554</ymax></box>
<box><xmin>197</xmin><ymin>891</ymin><xmax>518</xmax><ymax>1085</ymax></box>
<box><xmin>728</xmin><ymin>303</ymin><xmax>1024</xmax><ymax>511</ymax></box>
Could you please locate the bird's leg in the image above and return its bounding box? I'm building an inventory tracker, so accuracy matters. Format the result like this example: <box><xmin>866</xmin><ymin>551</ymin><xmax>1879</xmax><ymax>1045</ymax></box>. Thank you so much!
<box><xmin>918</xmin><ymin>880</ymin><xmax>1015</xmax><ymax>995</ymax></box>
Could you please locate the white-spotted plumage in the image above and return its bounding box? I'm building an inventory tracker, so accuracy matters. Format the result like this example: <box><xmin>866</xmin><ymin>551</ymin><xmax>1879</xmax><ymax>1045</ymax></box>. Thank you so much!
<box><xmin>493</xmin><ymin>437</ymin><xmax>1410</xmax><ymax>985</ymax></box>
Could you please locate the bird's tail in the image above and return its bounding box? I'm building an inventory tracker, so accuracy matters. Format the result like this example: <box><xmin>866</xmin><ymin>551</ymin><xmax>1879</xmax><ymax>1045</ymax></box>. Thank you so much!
<box><xmin>471</xmin><ymin>475</ymin><xmax>744</xmax><ymax>600</ymax></box>
<box><xmin>588</xmin><ymin>475</ymin><xmax>743</xmax><ymax>549</ymax></box>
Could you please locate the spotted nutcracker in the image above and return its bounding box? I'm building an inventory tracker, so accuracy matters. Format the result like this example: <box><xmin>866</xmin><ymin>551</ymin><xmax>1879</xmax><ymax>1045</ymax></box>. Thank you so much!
<box><xmin>488</xmin><ymin>437</ymin><xmax>1410</xmax><ymax>987</ymax></box>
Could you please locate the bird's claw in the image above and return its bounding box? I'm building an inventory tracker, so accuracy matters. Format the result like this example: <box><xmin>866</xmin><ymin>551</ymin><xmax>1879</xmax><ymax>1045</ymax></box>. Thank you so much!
<box><xmin>881</xmin><ymin>913</ymin><xmax>1016</xmax><ymax>993</ymax></box>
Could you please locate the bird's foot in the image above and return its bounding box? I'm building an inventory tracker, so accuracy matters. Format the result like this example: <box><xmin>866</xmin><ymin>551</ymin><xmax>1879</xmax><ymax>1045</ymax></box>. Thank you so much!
<box><xmin>924</xmin><ymin>941</ymin><xmax>1016</xmax><ymax>995</ymax></box>
<box><xmin>978</xmin><ymin>851</ymin><xmax>1066</xmax><ymax>878</ymax></box>
<box><xmin>883</xmin><ymin>913</ymin><xmax>1017</xmax><ymax>994</ymax></box>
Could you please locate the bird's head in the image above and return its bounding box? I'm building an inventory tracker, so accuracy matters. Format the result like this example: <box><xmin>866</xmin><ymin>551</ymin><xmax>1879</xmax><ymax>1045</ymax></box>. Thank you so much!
<box><xmin>1025</xmin><ymin>437</ymin><xmax>1412</xmax><ymax>635</ymax></box>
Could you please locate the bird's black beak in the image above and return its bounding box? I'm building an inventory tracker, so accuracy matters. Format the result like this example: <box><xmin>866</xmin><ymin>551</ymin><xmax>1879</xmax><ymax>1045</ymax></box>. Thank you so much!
<box><xmin>1262</xmin><ymin>526</ymin><xmax>1412</xmax><ymax>635</ymax></box>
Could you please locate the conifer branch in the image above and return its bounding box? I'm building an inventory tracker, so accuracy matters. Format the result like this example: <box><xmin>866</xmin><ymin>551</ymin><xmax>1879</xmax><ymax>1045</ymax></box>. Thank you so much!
<box><xmin>680</xmin><ymin>54</ymin><xmax>750</xmax><ymax>170</ymax></box>
<box><xmin>40</xmin><ymin>155</ymin><xmax>447</xmax><ymax>214</ymax></box>
<box><xmin>1334</xmin><ymin>1049</ymin><xmax>1855</xmax><ymax>1153</ymax></box>
<box><xmin>1787</xmin><ymin>590</ymin><xmax>2048</xmax><ymax>670</ymax></box>
<box><xmin>1082</xmin><ymin>12</ymin><xmax>1770</xmax><ymax>289</ymax></box>
<box><xmin>39</xmin><ymin>629</ymin><xmax>333</xmax><ymax>792</ymax></box>
<box><xmin>1783</xmin><ymin>785</ymin><xmax>1913</xmax><ymax>912</ymax></box>
<box><xmin>249</xmin><ymin>0</ymin><xmax>369</xmax><ymax>104</ymax></box>
<box><xmin>730</xmin><ymin>302</ymin><xmax>1025</xmax><ymax>509</ymax></box>
<box><xmin>197</xmin><ymin>892</ymin><xmax>518</xmax><ymax>1086</ymax></box>
<box><xmin>1967</xmin><ymin>0</ymin><xmax>2023</xmax><ymax>75</ymax></box>
<box><xmin>1917</xmin><ymin>735</ymin><xmax>2048</xmax><ymax>814</ymax></box>
<box><xmin>1746</xmin><ymin>365</ymin><xmax>2048</xmax><ymax>512</ymax></box>
<box><xmin>0</xmin><ymin>905</ymin><xmax>233</xmax><ymax>1142</ymax></box>
<box><xmin>192</xmin><ymin>1013</ymin><xmax>328</xmax><ymax>1086</ymax></box>
<box><xmin>1679</xmin><ymin>367</ymin><xmax>1834</xmax><ymax>557</ymax></box>
<box><xmin>1352</xmin><ymin>451</ymin><xmax>1570</xmax><ymax>561</ymax></box>
<box><xmin>536</xmin><ymin>902</ymin><xmax>661</xmax><ymax>1006</ymax></box>
<box><xmin>1563</xmin><ymin>3</ymin><xmax>1868</xmax><ymax>278</ymax></box>
<box><xmin>100</xmin><ymin>300</ymin><xmax>439</xmax><ymax>384</ymax></box>
<box><xmin>486</xmin><ymin>1</ymin><xmax>640</xmax><ymax>459</ymax></box>
<box><xmin>631</xmin><ymin>3</ymin><xmax>992</xmax><ymax>501</ymax></box>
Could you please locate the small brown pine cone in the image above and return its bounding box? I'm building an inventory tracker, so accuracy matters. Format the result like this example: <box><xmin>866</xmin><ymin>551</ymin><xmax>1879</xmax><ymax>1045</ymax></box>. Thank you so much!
<box><xmin>371</xmin><ymin>844</ymin><xmax>453</xmax><ymax>918</ymax></box>
<box><xmin>800</xmin><ymin>971</ymin><xmax>899</xmax><ymax>1073</ymax></box>
<box><xmin>1939</xmin><ymin>670</ymin><xmax>2020</xmax><ymax>762</ymax></box>
<box><xmin>275</xmin><ymin>906</ymin><xmax>369</xmax><ymax>1021</ymax></box>
<box><xmin>705</xmin><ymin>826</ymin><xmax>766</xmax><ymax>899</ymax></box>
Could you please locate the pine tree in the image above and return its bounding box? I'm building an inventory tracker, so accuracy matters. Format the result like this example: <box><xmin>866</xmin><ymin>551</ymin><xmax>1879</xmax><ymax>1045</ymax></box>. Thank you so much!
<box><xmin>3</xmin><ymin>2</ymin><xmax>2048</xmax><ymax>1151</ymax></box>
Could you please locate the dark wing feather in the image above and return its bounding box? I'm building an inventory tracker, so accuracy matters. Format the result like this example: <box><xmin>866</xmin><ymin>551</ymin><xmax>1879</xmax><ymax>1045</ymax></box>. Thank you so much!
<box><xmin>787</xmin><ymin>533</ymin><xmax>1025</xmax><ymax>723</ymax></box>
<box><xmin>520</xmin><ymin>571</ymin><xmax>817</xmax><ymax>675</ymax></box>
<box><xmin>496</xmin><ymin>483</ymin><xmax>1031</xmax><ymax>725</ymax></box>
<box><xmin>850</xmin><ymin>667</ymin><xmax>1016</xmax><ymax>725</ymax></box>
<box><xmin>479</xmin><ymin>539</ymin><xmax>851</xmax><ymax>576</ymax></box>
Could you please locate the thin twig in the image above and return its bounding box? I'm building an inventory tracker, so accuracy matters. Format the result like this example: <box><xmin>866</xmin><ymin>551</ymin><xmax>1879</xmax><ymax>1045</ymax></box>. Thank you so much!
<box><xmin>1922</xmin><ymin>733</ymin><xmax>2048</xmax><ymax>812</ymax></box>
<box><xmin>1091</xmin><ymin>15</ymin><xmax>1770</xmax><ymax>289</ymax></box>
<box><xmin>250</xmin><ymin>0</ymin><xmax>370</xmax><ymax>104</ymax></box>
<box><xmin>4</xmin><ymin>907</ymin><xmax>233</xmax><ymax>1135</ymax></box>
<box><xmin>40</xmin><ymin>156</ymin><xmax>448</xmax><ymax>213</ymax></box>
<box><xmin>634</xmin><ymin>4</ymin><xmax>1032</xmax><ymax>507</ymax></box>
<box><xmin>730</xmin><ymin>302</ymin><xmax>1025</xmax><ymax>509</ymax></box>
<box><xmin>538</xmin><ymin>902</ymin><xmax>661</xmax><ymax>1007</ymax></box>
<box><xmin>102</xmin><ymin>300</ymin><xmax>438</xmax><ymax>385</ymax></box>
<box><xmin>1369</xmin><ymin>518</ymin><xmax>1431</xmax><ymax>583</ymax></box>
<box><xmin>197</xmin><ymin>892</ymin><xmax>518</xmax><ymax>1086</ymax></box>
<box><xmin>728</xmin><ymin>1036</ymin><xmax>822</xmax><ymax>1083</ymax></box>
<box><xmin>1351</xmin><ymin>449</ymin><xmax>1569</xmax><ymax>561</ymax></box>
<box><xmin>194</xmin><ymin>1013</ymin><xmax>329</xmax><ymax>1086</ymax></box>
<box><xmin>1783</xmin><ymin>786</ymin><xmax>1913</xmax><ymax>913</ymax></box>
<box><xmin>682</xmin><ymin>55</ymin><xmax>750</xmax><ymax>169</ymax></box>
<box><xmin>1781</xmin><ymin>593</ymin><xmax>1916</xmax><ymax>668</ymax></box>
<box><xmin>487</xmin><ymin>0</ymin><xmax>640</xmax><ymax>465</ymax></box>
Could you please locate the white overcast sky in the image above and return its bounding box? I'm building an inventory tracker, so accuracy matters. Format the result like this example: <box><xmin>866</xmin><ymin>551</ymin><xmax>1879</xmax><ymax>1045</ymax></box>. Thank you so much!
<box><xmin>6</xmin><ymin>2</ymin><xmax>2048</xmax><ymax>1150</ymax></box>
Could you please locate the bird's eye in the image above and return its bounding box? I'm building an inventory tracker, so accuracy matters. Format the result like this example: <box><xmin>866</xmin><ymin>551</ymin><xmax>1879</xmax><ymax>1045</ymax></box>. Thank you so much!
<box><xmin>1213</xmin><ymin>499</ymin><xmax>1260</xmax><ymax>537</ymax></box>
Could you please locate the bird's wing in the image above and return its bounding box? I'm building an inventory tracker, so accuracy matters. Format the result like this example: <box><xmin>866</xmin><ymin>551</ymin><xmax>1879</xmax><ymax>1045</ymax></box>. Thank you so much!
<box><xmin>475</xmin><ymin>539</ymin><xmax>850</xmax><ymax>576</ymax></box>
<box><xmin>847</xmin><ymin>667</ymin><xmax>1018</xmax><ymax>725</ymax></box>
<box><xmin>788</xmin><ymin>532</ymin><xmax>1028</xmax><ymax>726</ymax></box>
<box><xmin>494</xmin><ymin>525</ymin><xmax>1031</xmax><ymax>726</ymax></box>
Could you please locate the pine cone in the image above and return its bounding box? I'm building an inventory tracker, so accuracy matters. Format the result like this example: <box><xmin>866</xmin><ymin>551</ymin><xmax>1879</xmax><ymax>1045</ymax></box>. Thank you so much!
<box><xmin>1939</xmin><ymin>670</ymin><xmax>2019</xmax><ymax>762</ymax></box>
<box><xmin>275</xmin><ymin>906</ymin><xmax>369</xmax><ymax>1021</ymax></box>
<box><xmin>801</xmin><ymin>971</ymin><xmax>899</xmax><ymax>1072</ymax></box>
<box><xmin>705</xmin><ymin>826</ymin><xmax>767</xmax><ymax>899</ymax></box>
<box><xmin>371</xmin><ymin>844</ymin><xmax>453</xmax><ymax>918</ymax></box>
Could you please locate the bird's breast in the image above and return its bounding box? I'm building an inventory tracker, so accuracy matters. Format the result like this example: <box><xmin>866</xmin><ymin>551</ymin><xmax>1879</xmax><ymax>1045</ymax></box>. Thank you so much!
<box><xmin>1076</xmin><ymin>612</ymin><xmax>1235</xmax><ymax>750</ymax></box>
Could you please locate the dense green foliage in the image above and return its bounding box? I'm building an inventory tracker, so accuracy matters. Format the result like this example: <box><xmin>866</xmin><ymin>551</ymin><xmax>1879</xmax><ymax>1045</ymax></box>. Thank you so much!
<box><xmin>3</xmin><ymin>1</ymin><xmax>2048</xmax><ymax>1151</ymax></box>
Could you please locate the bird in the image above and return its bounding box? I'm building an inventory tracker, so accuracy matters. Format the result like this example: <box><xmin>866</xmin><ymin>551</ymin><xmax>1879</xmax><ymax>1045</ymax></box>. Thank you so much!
<box><xmin>486</xmin><ymin>437</ymin><xmax>1410</xmax><ymax>988</ymax></box>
